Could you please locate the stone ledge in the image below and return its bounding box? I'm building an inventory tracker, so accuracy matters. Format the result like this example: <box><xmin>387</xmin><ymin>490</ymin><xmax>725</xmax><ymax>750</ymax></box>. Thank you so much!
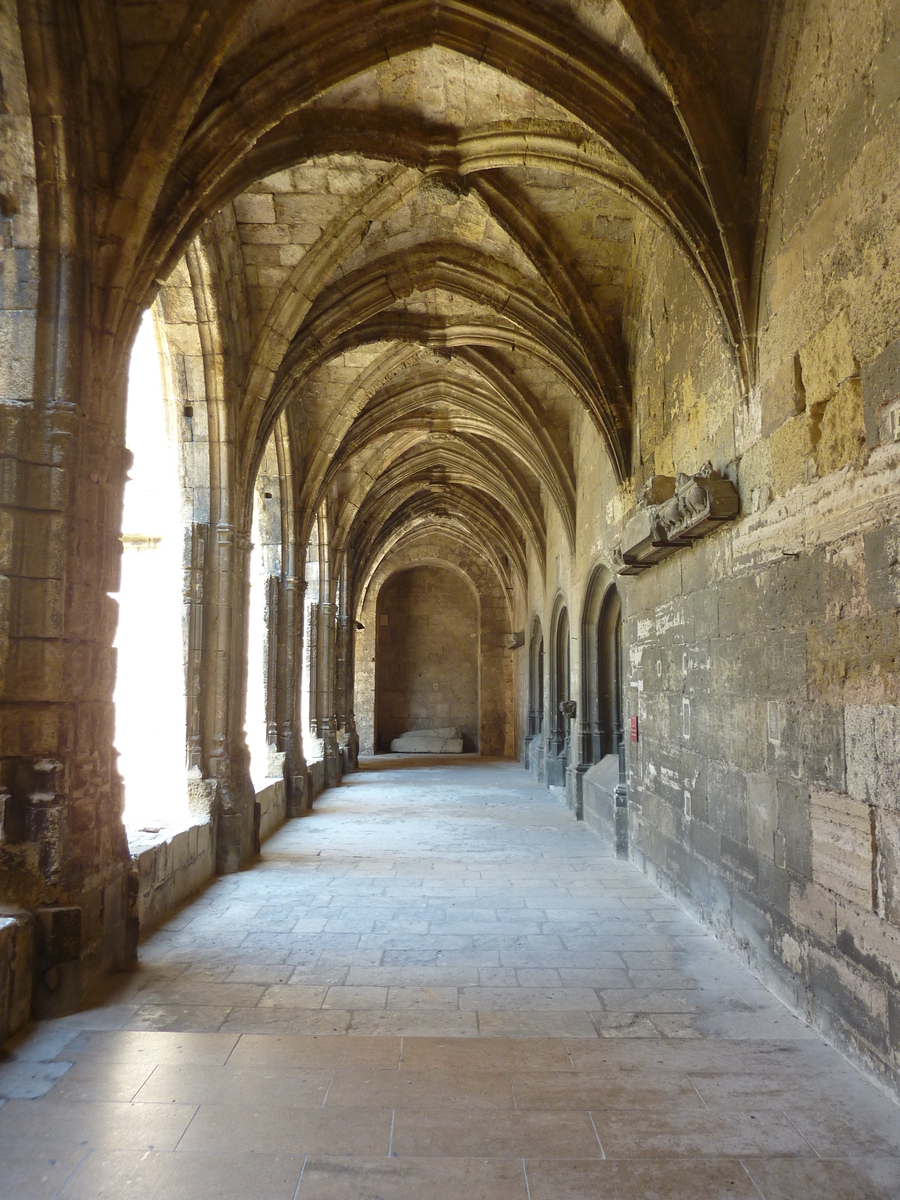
<box><xmin>0</xmin><ymin>908</ymin><xmax>33</xmax><ymax>1044</ymax></box>
<box><xmin>131</xmin><ymin>821</ymin><xmax>216</xmax><ymax>937</ymax></box>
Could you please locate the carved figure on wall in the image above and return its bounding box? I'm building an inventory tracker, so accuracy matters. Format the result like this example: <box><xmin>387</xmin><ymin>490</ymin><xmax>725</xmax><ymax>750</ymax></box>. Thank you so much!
<box><xmin>649</xmin><ymin>463</ymin><xmax>737</xmax><ymax>546</ymax></box>
<box><xmin>614</xmin><ymin>462</ymin><xmax>739</xmax><ymax>575</ymax></box>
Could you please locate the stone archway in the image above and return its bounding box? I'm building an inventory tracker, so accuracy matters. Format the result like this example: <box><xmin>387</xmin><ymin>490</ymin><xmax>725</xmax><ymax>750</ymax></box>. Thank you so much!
<box><xmin>374</xmin><ymin>563</ymin><xmax>480</xmax><ymax>753</ymax></box>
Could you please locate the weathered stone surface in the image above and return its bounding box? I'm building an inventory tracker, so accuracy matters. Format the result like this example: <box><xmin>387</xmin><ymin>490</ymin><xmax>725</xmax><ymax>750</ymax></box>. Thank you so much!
<box><xmin>845</xmin><ymin>705</ymin><xmax>900</xmax><ymax>808</ymax></box>
<box><xmin>0</xmin><ymin>0</ymin><xmax>898</xmax><ymax>1114</ymax></box>
<box><xmin>811</xmin><ymin>789</ymin><xmax>875</xmax><ymax>908</ymax></box>
<box><xmin>390</xmin><ymin>729</ymin><xmax>464</xmax><ymax>753</ymax></box>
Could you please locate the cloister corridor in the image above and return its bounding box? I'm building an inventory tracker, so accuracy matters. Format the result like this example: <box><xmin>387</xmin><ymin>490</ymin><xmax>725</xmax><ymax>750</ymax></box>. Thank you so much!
<box><xmin>0</xmin><ymin>759</ymin><xmax>898</xmax><ymax>1199</ymax></box>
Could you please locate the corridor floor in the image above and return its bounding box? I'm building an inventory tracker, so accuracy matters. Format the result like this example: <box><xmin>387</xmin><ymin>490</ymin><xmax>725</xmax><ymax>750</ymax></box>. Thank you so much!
<box><xmin>2</xmin><ymin>759</ymin><xmax>899</xmax><ymax>1199</ymax></box>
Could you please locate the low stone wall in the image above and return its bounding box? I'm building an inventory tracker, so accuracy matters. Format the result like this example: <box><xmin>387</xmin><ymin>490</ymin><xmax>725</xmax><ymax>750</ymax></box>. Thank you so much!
<box><xmin>583</xmin><ymin>756</ymin><xmax>619</xmax><ymax>844</ymax></box>
<box><xmin>523</xmin><ymin>736</ymin><xmax>544</xmax><ymax>782</ymax></box>
<box><xmin>308</xmin><ymin>757</ymin><xmax>326</xmax><ymax>801</ymax></box>
<box><xmin>133</xmin><ymin>823</ymin><xmax>216</xmax><ymax>935</ymax></box>
<box><xmin>0</xmin><ymin>910</ymin><xmax>33</xmax><ymax>1044</ymax></box>
<box><xmin>257</xmin><ymin>779</ymin><xmax>287</xmax><ymax>841</ymax></box>
<box><xmin>132</xmin><ymin>777</ymin><xmax>295</xmax><ymax>936</ymax></box>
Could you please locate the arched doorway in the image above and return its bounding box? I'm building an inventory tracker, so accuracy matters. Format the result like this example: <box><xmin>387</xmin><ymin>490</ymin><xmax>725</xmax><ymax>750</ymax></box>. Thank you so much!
<box><xmin>597</xmin><ymin>586</ymin><xmax>623</xmax><ymax>759</ymax></box>
<box><xmin>374</xmin><ymin>564</ymin><xmax>479</xmax><ymax>753</ymax></box>
<box><xmin>524</xmin><ymin>617</ymin><xmax>544</xmax><ymax>775</ymax></box>
<box><xmin>582</xmin><ymin>570</ymin><xmax>624</xmax><ymax>765</ymax></box>
<box><xmin>580</xmin><ymin>569</ymin><xmax>627</xmax><ymax>852</ymax></box>
<box><xmin>547</xmin><ymin>602</ymin><xmax>570</xmax><ymax>785</ymax></box>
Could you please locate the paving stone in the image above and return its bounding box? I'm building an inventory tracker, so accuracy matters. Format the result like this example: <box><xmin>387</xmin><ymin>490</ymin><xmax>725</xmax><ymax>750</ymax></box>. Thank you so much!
<box><xmin>4</xmin><ymin>761</ymin><xmax>899</xmax><ymax>1198</ymax></box>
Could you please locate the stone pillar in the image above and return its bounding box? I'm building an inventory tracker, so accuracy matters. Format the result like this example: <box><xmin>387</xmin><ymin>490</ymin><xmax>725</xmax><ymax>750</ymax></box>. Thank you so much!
<box><xmin>307</xmin><ymin>600</ymin><xmax>319</xmax><ymax>737</ymax></box>
<box><xmin>280</xmin><ymin>575</ymin><xmax>308</xmax><ymax>816</ymax></box>
<box><xmin>0</xmin><ymin>401</ymin><xmax>136</xmax><ymax>1002</ymax></box>
<box><xmin>319</xmin><ymin>599</ymin><xmax>341</xmax><ymax>788</ymax></box>
<box><xmin>568</xmin><ymin>718</ymin><xmax>592</xmax><ymax>821</ymax></box>
<box><xmin>184</xmin><ymin>523</ymin><xmax>208</xmax><ymax>772</ymax></box>
<box><xmin>614</xmin><ymin>740</ymin><xmax>629</xmax><ymax>858</ymax></box>
<box><xmin>207</xmin><ymin>523</ymin><xmax>255</xmax><ymax>873</ymax></box>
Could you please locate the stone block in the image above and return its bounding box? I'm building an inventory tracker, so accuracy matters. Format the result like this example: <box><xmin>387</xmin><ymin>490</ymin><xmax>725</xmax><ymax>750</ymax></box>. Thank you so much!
<box><xmin>103</xmin><ymin>878</ymin><xmax>125</xmax><ymax>936</ymax></box>
<box><xmin>765</xmin><ymin>232</ymin><xmax>804</xmax><ymax>317</ymax></box>
<box><xmin>716</xmin><ymin>572</ymin><xmax>760</xmax><ymax>638</ymax></box>
<box><xmin>776</xmin><ymin>778</ymin><xmax>812</xmax><ymax>881</ymax></box>
<box><xmin>790</xmin><ymin>880</ymin><xmax>838</xmax><ymax>944</ymax></box>
<box><xmin>816</xmin><ymin>379</ymin><xmax>867</xmax><ymax>475</ymax></box>
<box><xmin>811</xmin><ymin>789</ymin><xmax>875</xmax><ymax>908</ymax></box>
<box><xmin>197</xmin><ymin>822</ymin><xmax>212</xmax><ymax>860</ymax></box>
<box><xmin>707</xmin><ymin>760</ymin><xmax>748</xmax><ymax>846</ymax></box>
<box><xmin>34</xmin><ymin>906</ymin><xmax>81</xmax><ymax>963</ymax></box>
<box><xmin>137</xmin><ymin>846</ymin><xmax>155</xmax><ymax>887</ymax></box>
<box><xmin>875</xmin><ymin>807</ymin><xmax>900</xmax><ymax>925</ymax></box>
<box><xmin>233</xmin><ymin>193</ymin><xmax>276</xmax><ymax>224</ymax></box>
<box><xmin>747</xmin><ymin>773</ymin><xmax>778</xmax><ymax>861</ymax></box>
<box><xmin>861</xmin><ymin>336</ymin><xmax>900</xmax><ymax>446</ymax></box>
<box><xmin>153</xmin><ymin>840</ymin><xmax>169</xmax><ymax>884</ymax></box>
<box><xmin>187</xmin><ymin>774</ymin><xmax>217</xmax><ymax>821</ymax></box>
<box><xmin>770</xmin><ymin>410</ymin><xmax>815</xmax><ymax>494</ymax></box>
<box><xmin>822</xmin><ymin>76</ymin><xmax>870</xmax><ymax>194</ymax></box>
<box><xmin>808</xmin><ymin>612</ymin><xmax>900</xmax><ymax>705</ymax></box>
<box><xmin>776</xmin><ymin>699</ymin><xmax>846</xmax><ymax>791</ymax></box>
<box><xmin>171</xmin><ymin>829</ymin><xmax>190</xmax><ymax>872</ymax></box>
<box><xmin>390</xmin><ymin>731</ymin><xmax>464</xmax><ymax>753</ymax></box>
<box><xmin>761</xmin><ymin>356</ymin><xmax>803</xmax><ymax>437</ymax></box>
<box><xmin>801</xmin><ymin>180</ymin><xmax>852</xmax><ymax>274</ymax></box>
<box><xmin>864</xmin><ymin>524</ymin><xmax>900</xmax><ymax>612</ymax></box>
<box><xmin>0</xmin><ymin>910</ymin><xmax>33</xmax><ymax>1041</ymax></box>
<box><xmin>873</xmin><ymin>24</ymin><xmax>900</xmax><ymax>117</ymax></box>
<box><xmin>836</xmin><ymin>897</ymin><xmax>900</xmax><ymax>990</ymax></box>
<box><xmin>0</xmin><ymin>309</ymin><xmax>36</xmax><ymax>398</ymax></box>
<box><xmin>845</xmin><ymin>704</ymin><xmax>900</xmax><ymax>808</ymax></box>
<box><xmin>800</xmin><ymin>310</ymin><xmax>858</xmax><ymax>411</ymax></box>
<box><xmin>32</xmin><ymin>906</ymin><xmax>82</xmax><ymax>1019</ymax></box>
<box><xmin>890</xmin><ymin>988</ymin><xmax>900</xmax><ymax>1058</ymax></box>
<box><xmin>808</xmin><ymin>943</ymin><xmax>891</xmax><ymax>1052</ymax></box>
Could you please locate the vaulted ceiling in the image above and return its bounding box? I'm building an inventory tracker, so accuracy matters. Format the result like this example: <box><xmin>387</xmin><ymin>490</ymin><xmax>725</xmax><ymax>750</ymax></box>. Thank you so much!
<box><xmin>81</xmin><ymin>0</ymin><xmax>778</xmax><ymax>601</ymax></box>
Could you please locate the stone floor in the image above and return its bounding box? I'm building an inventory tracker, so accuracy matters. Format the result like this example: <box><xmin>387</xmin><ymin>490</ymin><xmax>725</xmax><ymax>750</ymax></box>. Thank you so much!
<box><xmin>2</xmin><ymin>757</ymin><xmax>899</xmax><ymax>1199</ymax></box>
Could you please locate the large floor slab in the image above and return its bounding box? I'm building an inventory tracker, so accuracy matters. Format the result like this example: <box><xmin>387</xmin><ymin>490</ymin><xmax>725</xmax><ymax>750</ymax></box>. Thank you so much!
<box><xmin>1</xmin><ymin>758</ymin><xmax>898</xmax><ymax>1198</ymax></box>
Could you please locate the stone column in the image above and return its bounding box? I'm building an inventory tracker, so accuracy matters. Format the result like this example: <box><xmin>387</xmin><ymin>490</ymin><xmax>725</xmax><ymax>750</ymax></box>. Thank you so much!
<box><xmin>279</xmin><ymin>575</ymin><xmax>308</xmax><ymax>815</ymax></box>
<box><xmin>184</xmin><ymin>523</ymin><xmax>208</xmax><ymax>772</ymax></box>
<box><xmin>206</xmin><ymin>523</ymin><xmax>255</xmax><ymax>872</ymax></box>
<box><xmin>319</xmin><ymin>599</ymin><xmax>341</xmax><ymax>788</ymax></box>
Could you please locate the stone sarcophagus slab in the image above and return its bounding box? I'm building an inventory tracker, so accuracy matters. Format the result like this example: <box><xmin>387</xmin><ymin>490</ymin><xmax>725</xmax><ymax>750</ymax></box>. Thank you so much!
<box><xmin>615</xmin><ymin>464</ymin><xmax>740</xmax><ymax>575</ymax></box>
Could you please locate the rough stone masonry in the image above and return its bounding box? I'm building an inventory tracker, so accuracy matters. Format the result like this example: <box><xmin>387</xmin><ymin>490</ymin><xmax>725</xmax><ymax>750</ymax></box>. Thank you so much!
<box><xmin>0</xmin><ymin>0</ymin><xmax>898</xmax><ymax>1102</ymax></box>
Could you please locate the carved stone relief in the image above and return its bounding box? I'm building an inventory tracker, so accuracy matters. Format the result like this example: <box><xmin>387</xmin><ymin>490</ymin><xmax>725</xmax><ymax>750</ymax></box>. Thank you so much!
<box><xmin>614</xmin><ymin>464</ymin><xmax>740</xmax><ymax>575</ymax></box>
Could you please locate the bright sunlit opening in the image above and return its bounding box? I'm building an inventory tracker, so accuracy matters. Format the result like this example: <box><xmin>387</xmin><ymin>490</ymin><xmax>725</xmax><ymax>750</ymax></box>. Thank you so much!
<box><xmin>114</xmin><ymin>311</ymin><xmax>189</xmax><ymax>835</ymax></box>
<box><xmin>246</xmin><ymin>491</ymin><xmax>269</xmax><ymax>789</ymax></box>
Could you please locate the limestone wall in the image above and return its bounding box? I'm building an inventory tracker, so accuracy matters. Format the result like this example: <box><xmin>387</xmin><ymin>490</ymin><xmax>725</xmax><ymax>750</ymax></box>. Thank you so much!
<box><xmin>521</xmin><ymin>0</ymin><xmax>900</xmax><ymax>1091</ymax></box>
<box><xmin>375</xmin><ymin>565</ymin><xmax>479</xmax><ymax>752</ymax></box>
<box><xmin>355</xmin><ymin>532</ymin><xmax>516</xmax><ymax>759</ymax></box>
<box><xmin>1</xmin><ymin>0</ymin><xmax>898</xmax><ymax>1097</ymax></box>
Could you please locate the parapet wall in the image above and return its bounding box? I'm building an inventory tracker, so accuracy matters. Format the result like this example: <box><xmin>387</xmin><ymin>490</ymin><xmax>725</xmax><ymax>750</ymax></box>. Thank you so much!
<box><xmin>133</xmin><ymin>822</ymin><xmax>217</xmax><ymax>934</ymax></box>
<box><xmin>0</xmin><ymin>910</ymin><xmax>33</xmax><ymax>1044</ymax></box>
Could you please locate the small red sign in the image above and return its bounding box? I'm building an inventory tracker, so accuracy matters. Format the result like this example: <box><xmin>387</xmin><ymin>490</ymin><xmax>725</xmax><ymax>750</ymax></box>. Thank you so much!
<box><xmin>630</xmin><ymin>715</ymin><xmax>639</xmax><ymax>742</ymax></box>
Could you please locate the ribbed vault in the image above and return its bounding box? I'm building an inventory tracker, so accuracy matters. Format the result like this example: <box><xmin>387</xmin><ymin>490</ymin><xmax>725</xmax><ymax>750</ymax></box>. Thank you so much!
<box><xmin>109</xmin><ymin>0</ymin><xmax>772</xmax><ymax>754</ymax></box>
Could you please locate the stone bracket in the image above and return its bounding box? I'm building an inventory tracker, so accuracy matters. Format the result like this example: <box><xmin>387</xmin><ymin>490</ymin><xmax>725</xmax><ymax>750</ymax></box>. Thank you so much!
<box><xmin>614</xmin><ymin>464</ymin><xmax>740</xmax><ymax>575</ymax></box>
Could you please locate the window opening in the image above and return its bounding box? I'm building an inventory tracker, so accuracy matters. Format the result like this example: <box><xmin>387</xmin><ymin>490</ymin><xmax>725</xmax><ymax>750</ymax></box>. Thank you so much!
<box><xmin>246</xmin><ymin>490</ymin><xmax>268</xmax><ymax>789</ymax></box>
<box><xmin>113</xmin><ymin>311</ymin><xmax>188</xmax><ymax>836</ymax></box>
